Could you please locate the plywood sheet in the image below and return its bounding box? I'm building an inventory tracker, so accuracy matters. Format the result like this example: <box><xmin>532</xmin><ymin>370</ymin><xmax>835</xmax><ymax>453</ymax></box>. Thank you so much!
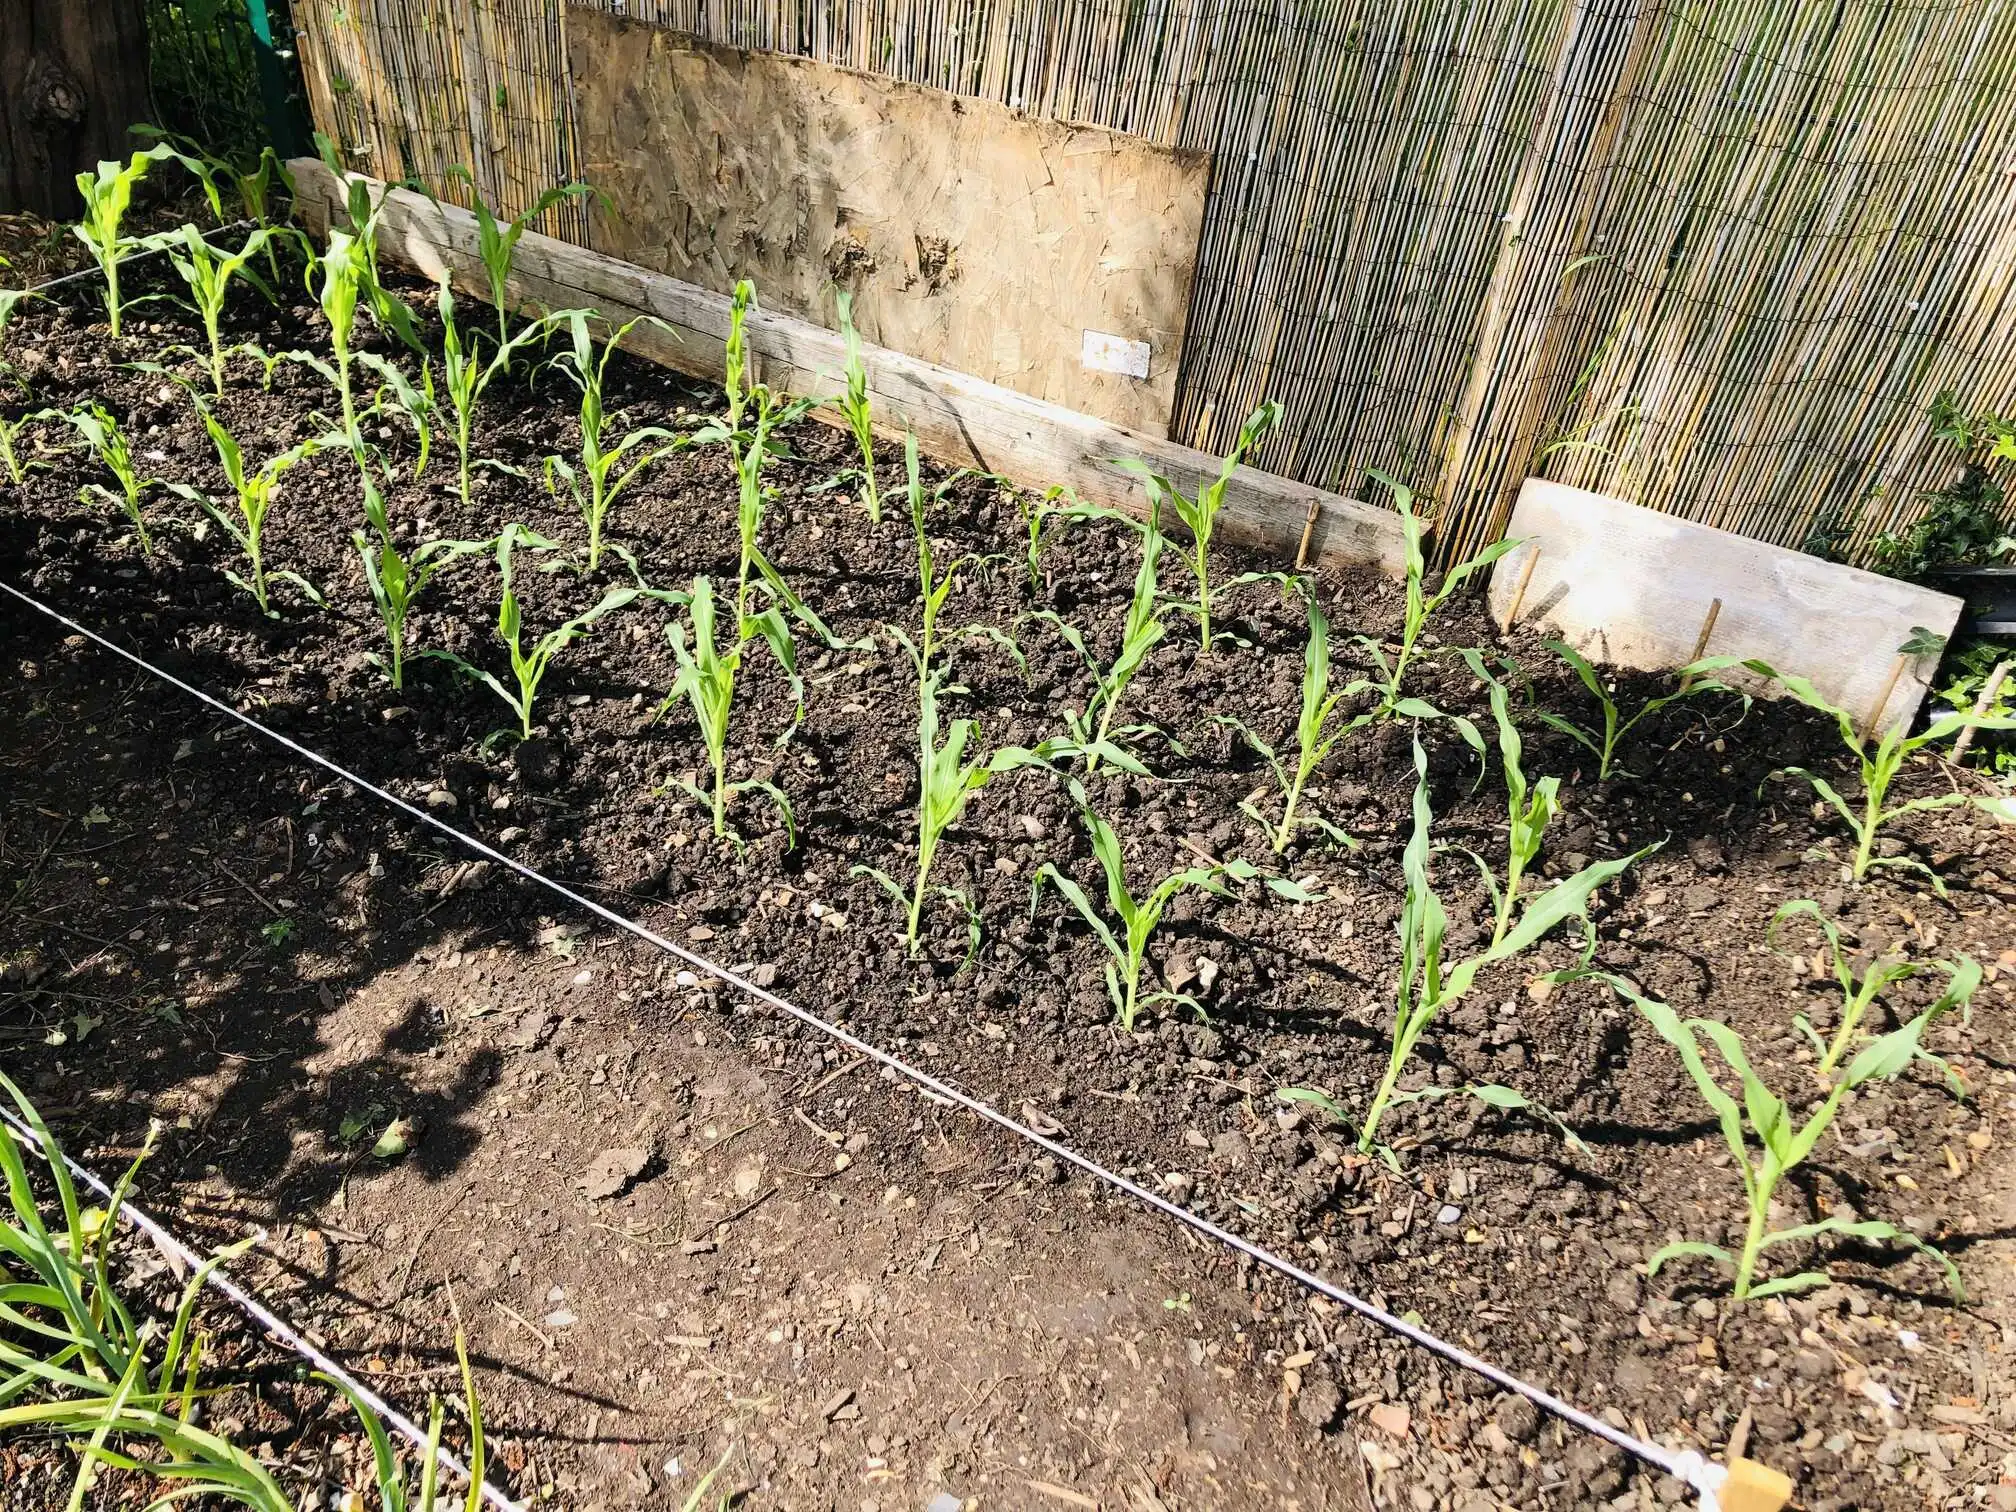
<box><xmin>565</xmin><ymin>8</ymin><xmax>1208</xmax><ymax>436</ymax></box>
<box><xmin>289</xmin><ymin>160</ymin><xmax>1406</xmax><ymax>577</ymax></box>
<box><xmin>1487</xmin><ymin>480</ymin><xmax>1963</xmax><ymax>733</ymax></box>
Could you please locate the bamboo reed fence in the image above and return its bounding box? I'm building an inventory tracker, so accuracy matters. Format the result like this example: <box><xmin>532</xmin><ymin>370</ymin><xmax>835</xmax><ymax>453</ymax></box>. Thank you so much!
<box><xmin>290</xmin><ymin>0</ymin><xmax>2016</xmax><ymax>565</ymax></box>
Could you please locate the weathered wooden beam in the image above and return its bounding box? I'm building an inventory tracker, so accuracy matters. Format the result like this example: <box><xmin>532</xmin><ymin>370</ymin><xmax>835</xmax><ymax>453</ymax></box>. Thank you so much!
<box><xmin>289</xmin><ymin>159</ymin><xmax>1407</xmax><ymax>578</ymax></box>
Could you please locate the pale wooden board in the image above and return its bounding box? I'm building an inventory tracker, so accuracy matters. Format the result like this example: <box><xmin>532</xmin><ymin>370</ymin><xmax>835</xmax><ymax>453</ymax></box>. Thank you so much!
<box><xmin>1488</xmin><ymin>480</ymin><xmax>1963</xmax><ymax>733</ymax></box>
<box><xmin>564</xmin><ymin>8</ymin><xmax>1209</xmax><ymax>437</ymax></box>
<box><xmin>290</xmin><ymin>160</ymin><xmax>1406</xmax><ymax>577</ymax></box>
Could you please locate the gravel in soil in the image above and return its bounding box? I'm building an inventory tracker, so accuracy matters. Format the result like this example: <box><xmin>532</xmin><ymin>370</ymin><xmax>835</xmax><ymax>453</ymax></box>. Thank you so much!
<box><xmin>4</xmin><ymin>257</ymin><xmax>2016</xmax><ymax>1510</ymax></box>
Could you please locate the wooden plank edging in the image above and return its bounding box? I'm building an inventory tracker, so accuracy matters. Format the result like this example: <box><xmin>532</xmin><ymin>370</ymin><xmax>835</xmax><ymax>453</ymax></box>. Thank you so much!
<box><xmin>288</xmin><ymin>160</ymin><xmax>1407</xmax><ymax>578</ymax></box>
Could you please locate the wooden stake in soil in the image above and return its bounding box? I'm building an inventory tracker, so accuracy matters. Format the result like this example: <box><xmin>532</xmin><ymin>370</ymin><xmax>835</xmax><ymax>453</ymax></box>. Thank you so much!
<box><xmin>1720</xmin><ymin>1455</ymin><xmax>1794</xmax><ymax>1512</ymax></box>
<box><xmin>1500</xmin><ymin>544</ymin><xmax>1541</xmax><ymax>632</ymax></box>
<box><xmin>1679</xmin><ymin>596</ymin><xmax>1722</xmax><ymax>690</ymax></box>
<box><xmin>1859</xmin><ymin>653</ymin><xmax>1910</xmax><ymax>744</ymax></box>
<box><xmin>1950</xmin><ymin>658</ymin><xmax>2012</xmax><ymax>764</ymax></box>
<box><xmin>1295</xmin><ymin>496</ymin><xmax>1319</xmax><ymax>569</ymax></box>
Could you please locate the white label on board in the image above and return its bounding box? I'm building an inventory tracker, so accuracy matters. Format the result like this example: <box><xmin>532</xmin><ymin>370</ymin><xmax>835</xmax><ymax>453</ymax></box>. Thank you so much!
<box><xmin>1081</xmin><ymin>329</ymin><xmax>1152</xmax><ymax>380</ymax></box>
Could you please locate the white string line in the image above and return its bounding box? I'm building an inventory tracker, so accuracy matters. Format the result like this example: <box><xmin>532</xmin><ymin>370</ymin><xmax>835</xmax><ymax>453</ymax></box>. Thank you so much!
<box><xmin>0</xmin><ymin>1104</ymin><xmax>517</xmax><ymax>1512</ymax></box>
<box><xmin>0</xmin><ymin>579</ymin><xmax>1729</xmax><ymax>1506</ymax></box>
<box><xmin>23</xmin><ymin>221</ymin><xmax>260</xmax><ymax>295</ymax></box>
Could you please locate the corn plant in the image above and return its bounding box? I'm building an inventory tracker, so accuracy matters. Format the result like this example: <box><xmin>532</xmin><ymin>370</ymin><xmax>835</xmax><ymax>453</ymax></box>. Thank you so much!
<box><xmin>322</xmin><ymin>1322</ymin><xmax>488</xmax><ymax>1512</ymax></box>
<box><xmin>1030</xmin><ymin>503</ymin><xmax>1173</xmax><ymax>770</ymax></box>
<box><xmin>1568</xmin><ymin>971</ymin><xmax>1962</xmax><ymax>1302</ymax></box>
<box><xmin>448</xmin><ymin>165</ymin><xmax>601</xmax><ymax>352</ymax></box>
<box><xmin>854</xmin><ymin>628</ymin><xmax>1045</xmax><ymax>955</ymax></box>
<box><xmin>166</xmin><ymin>399</ymin><xmax>331</xmax><ymax>613</ymax></box>
<box><xmin>0</xmin><ymin>407</ymin><xmax>42</xmax><ymax>487</ymax></box>
<box><xmin>427</xmin><ymin>281</ymin><xmax>548</xmax><ymax>505</ymax></box>
<box><xmin>314</xmin><ymin>132</ymin><xmax>423</xmax><ymax>354</ymax></box>
<box><xmin>899</xmin><ymin>432</ymin><xmax>1023</xmax><ymax>678</ymax></box>
<box><xmin>1768</xmin><ymin>899</ymin><xmax>1980</xmax><ymax>1079</ymax></box>
<box><xmin>1692</xmin><ymin>655</ymin><xmax>2016</xmax><ymax>890</ymax></box>
<box><xmin>354</xmin><ymin>349</ymin><xmax>439</xmax><ymax>482</ymax></box>
<box><xmin>1464</xmin><ymin>676</ymin><xmax>1563</xmax><ymax>948</ymax></box>
<box><xmin>57</xmin><ymin>404</ymin><xmax>156</xmax><ymax>553</ymax></box>
<box><xmin>1350</xmin><ymin>472</ymin><xmax>1519</xmax><ymax>725</ymax></box>
<box><xmin>1016</xmin><ymin>485</ymin><xmax>1126</xmax><ymax>591</ymax></box>
<box><xmin>155</xmin><ymin>223</ymin><xmax>279</xmax><ymax>396</ymax></box>
<box><xmin>835</xmin><ymin>290</ymin><xmax>881</xmax><ymax>522</ymax></box>
<box><xmin>427</xmin><ymin>526</ymin><xmax>636</xmax><ymax>740</ymax></box>
<box><xmin>72</xmin><ymin>143</ymin><xmax>218</xmax><ymax>338</ymax></box>
<box><xmin>304</xmin><ymin>226</ymin><xmax>373</xmax><ymax>460</ymax></box>
<box><xmin>544</xmin><ymin>310</ymin><xmax>686</xmax><ymax>573</ymax></box>
<box><xmin>1117</xmin><ymin>400</ymin><xmax>1281</xmax><ymax>652</ymax></box>
<box><xmin>1334</xmin><ymin>739</ymin><xmax>1648</xmax><ymax>1157</ymax></box>
<box><xmin>0</xmin><ymin>288</ymin><xmax>42</xmax><ymax>485</ymax></box>
<box><xmin>651</xmin><ymin>575</ymin><xmax>800</xmax><ymax>848</ymax></box>
<box><xmin>1214</xmin><ymin>590</ymin><xmax>1360</xmax><ymax>852</ymax></box>
<box><xmin>1031</xmin><ymin>802</ymin><xmax>1258</xmax><ymax>1030</ymax></box>
<box><xmin>353</xmin><ymin>472</ymin><xmax>493</xmax><ymax>690</ymax></box>
<box><xmin>1535</xmin><ymin>639</ymin><xmax>1743</xmax><ymax>780</ymax></box>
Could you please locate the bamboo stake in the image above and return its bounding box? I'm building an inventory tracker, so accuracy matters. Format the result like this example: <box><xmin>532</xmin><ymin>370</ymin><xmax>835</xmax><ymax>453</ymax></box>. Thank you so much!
<box><xmin>1950</xmin><ymin>659</ymin><xmax>2012</xmax><ymax>766</ymax></box>
<box><xmin>1500</xmin><ymin>544</ymin><xmax>1542</xmax><ymax>633</ymax></box>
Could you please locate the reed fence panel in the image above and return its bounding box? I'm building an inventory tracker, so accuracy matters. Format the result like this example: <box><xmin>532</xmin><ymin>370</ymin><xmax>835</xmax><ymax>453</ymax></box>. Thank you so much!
<box><xmin>289</xmin><ymin>0</ymin><xmax>2016</xmax><ymax>563</ymax></box>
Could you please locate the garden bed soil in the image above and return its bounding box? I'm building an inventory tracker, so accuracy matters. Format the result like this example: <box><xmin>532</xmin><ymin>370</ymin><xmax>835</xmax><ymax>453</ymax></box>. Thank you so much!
<box><xmin>5</xmin><ymin>255</ymin><xmax>2016</xmax><ymax>1510</ymax></box>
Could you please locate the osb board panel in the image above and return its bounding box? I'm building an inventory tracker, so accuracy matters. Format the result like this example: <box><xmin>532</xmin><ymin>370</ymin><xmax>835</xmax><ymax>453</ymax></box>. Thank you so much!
<box><xmin>1488</xmin><ymin>480</ymin><xmax>1962</xmax><ymax>734</ymax></box>
<box><xmin>565</xmin><ymin>7</ymin><xmax>1208</xmax><ymax>436</ymax></box>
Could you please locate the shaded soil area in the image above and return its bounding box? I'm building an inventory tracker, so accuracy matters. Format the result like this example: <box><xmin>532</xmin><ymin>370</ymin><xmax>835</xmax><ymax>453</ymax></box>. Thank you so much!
<box><xmin>4</xmin><ymin>251</ymin><xmax>2016</xmax><ymax>1510</ymax></box>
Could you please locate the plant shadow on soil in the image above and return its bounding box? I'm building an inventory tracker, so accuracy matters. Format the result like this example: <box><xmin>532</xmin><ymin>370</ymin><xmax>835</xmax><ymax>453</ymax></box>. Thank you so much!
<box><xmin>3</xmin><ymin>252</ymin><xmax>2015</xmax><ymax>1508</ymax></box>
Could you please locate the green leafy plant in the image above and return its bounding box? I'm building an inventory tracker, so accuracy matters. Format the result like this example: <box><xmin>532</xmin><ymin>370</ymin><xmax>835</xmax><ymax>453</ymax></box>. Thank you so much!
<box><xmin>431</xmin><ymin>277</ymin><xmax>558</xmax><ymax>504</ymax></box>
<box><xmin>833</xmin><ymin>290</ymin><xmax>883</xmax><ymax>523</ymax></box>
<box><xmin>72</xmin><ymin>143</ymin><xmax>219</xmax><ymax>338</ymax></box>
<box><xmin>1349</xmin><ymin>472</ymin><xmax>1518</xmax><ymax>729</ymax></box>
<box><xmin>1320</xmin><ymin>739</ymin><xmax>1648</xmax><ymax>1157</ymax></box>
<box><xmin>357</xmin><ymin>348</ymin><xmax>437</xmax><ymax>481</ymax></box>
<box><xmin>155</xmin><ymin>223</ymin><xmax>278</xmax><ymax>396</ymax></box>
<box><xmin>166</xmin><ymin>399</ymin><xmax>331</xmax><ymax>612</ymax></box>
<box><xmin>1214</xmin><ymin>590</ymin><xmax>1359</xmax><ymax>852</ymax></box>
<box><xmin>321</xmin><ymin>1319</ymin><xmax>488</xmax><ymax>1512</ymax></box>
<box><xmin>853</xmin><ymin>628</ymin><xmax>1044</xmax><ymax>955</ymax></box>
<box><xmin>897</xmin><ymin>433</ymin><xmax>1023</xmax><ymax>679</ymax></box>
<box><xmin>650</xmin><ymin>575</ymin><xmax>801</xmax><ymax>849</ymax></box>
<box><xmin>1117</xmin><ymin>399</ymin><xmax>1281</xmax><ymax>652</ymax></box>
<box><xmin>1016</xmin><ymin>484</ymin><xmax>1124</xmax><ymax>591</ymax></box>
<box><xmin>1535</xmin><ymin>639</ymin><xmax>1744</xmax><ymax>780</ymax></box>
<box><xmin>448</xmin><ymin>165</ymin><xmax>601</xmax><ymax>352</ymax></box>
<box><xmin>544</xmin><ymin>310</ymin><xmax>685</xmax><ymax>573</ymax></box>
<box><xmin>303</xmin><ymin>225</ymin><xmax>375</xmax><ymax>460</ymax></box>
<box><xmin>314</xmin><ymin>131</ymin><xmax>423</xmax><ymax>354</ymax></box>
<box><xmin>1692</xmin><ymin>655</ymin><xmax>2016</xmax><ymax>889</ymax></box>
<box><xmin>1031</xmin><ymin>503</ymin><xmax>1172</xmax><ymax>770</ymax></box>
<box><xmin>1031</xmin><ymin>802</ymin><xmax>1257</xmax><ymax>1030</ymax></box>
<box><xmin>1768</xmin><ymin>899</ymin><xmax>1980</xmax><ymax>1079</ymax></box>
<box><xmin>428</xmin><ymin>526</ymin><xmax>636</xmax><ymax>739</ymax></box>
<box><xmin>353</xmin><ymin>472</ymin><xmax>493</xmax><ymax>690</ymax></box>
<box><xmin>57</xmin><ymin>404</ymin><xmax>156</xmax><ymax>553</ymax></box>
<box><xmin>1568</xmin><ymin>971</ymin><xmax>1963</xmax><ymax>1301</ymax></box>
<box><xmin>1465</xmin><ymin>676</ymin><xmax>1562</xmax><ymax>948</ymax></box>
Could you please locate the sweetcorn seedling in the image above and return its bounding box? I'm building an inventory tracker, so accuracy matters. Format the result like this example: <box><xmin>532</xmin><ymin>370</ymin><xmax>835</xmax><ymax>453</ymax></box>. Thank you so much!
<box><xmin>900</xmin><ymin>432</ymin><xmax>1023</xmax><ymax>679</ymax></box>
<box><xmin>1569</xmin><ymin>970</ymin><xmax>1963</xmax><ymax>1301</ymax></box>
<box><xmin>0</xmin><ymin>287</ymin><xmax>43</xmax><ymax>485</ymax></box>
<box><xmin>1017</xmin><ymin>485</ymin><xmax>1125</xmax><ymax>591</ymax></box>
<box><xmin>1768</xmin><ymin>898</ymin><xmax>1981</xmax><ymax>1079</ymax></box>
<box><xmin>357</xmin><ymin>350</ymin><xmax>437</xmax><ymax>481</ymax></box>
<box><xmin>156</xmin><ymin>224</ymin><xmax>279</xmax><ymax>396</ymax></box>
<box><xmin>305</xmin><ymin>226</ymin><xmax>374</xmax><ymax>460</ymax></box>
<box><xmin>0</xmin><ymin>405</ymin><xmax>40</xmax><ymax>487</ymax></box>
<box><xmin>314</xmin><ymin>132</ymin><xmax>423</xmax><ymax>354</ymax></box>
<box><xmin>57</xmin><ymin>404</ymin><xmax>156</xmax><ymax>553</ymax></box>
<box><xmin>651</xmin><ymin>575</ymin><xmax>801</xmax><ymax>849</ymax></box>
<box><xmin>1031</xmin><ymin>803</ymin><xmax>1258</xmax><ymax>1030</ymax></box>
<box><xmin>72</xmin><ymin>143</ymin><xmax>220</xmax><ymax>338</ymax></box>
<box><xmin>1117</xmin><ymin>400</ymin><xmax>1281</xmax><ymax>652</ymax></box>
<box><xmin>167</xmin><ymin>399</ymin><xmax>332</xmax><ymax>612</ymax></box>
<box><xmin>1214</xmin><ymin>590</ymin><xmax>1360</xmax><ymax>852</ymax></box>
<box><xmin>447</xmin><ymin>165</ymin><xmax>601</xmax><ymax>351</ymax></box>
<box><xmin>835</xmin><ymin>290</ymin><xmax>881</xmax><ymax>522</ymax></box>
<box><xmin>544</xmin><ymin>310</ymin><xmax>686</xmax><ymax>572</ymax></box>
<box><xmin>1031</xmin><ymin>502</ymin><xmax>1173</xmax><ymax>770</ymax></box>
<box><xmin>1536</xmin><ymin>639</ymin><xmax>1743</xmax><ymax>780</ymax></box>
<box><xmin>1466</xmin><ymin>676</ymin><xmax>1562</xmax><ymax>948</ymax></box>
<box><xmin>853</xmin><ymin>627</ymin><xmax>1045</xmax><ymax>956</ymax></box>
<box><xmin>1691</xmin><ymin>655</ymin><xmax>2016</xmax><ymax>889</ymax></box>
<box><xmin>434</xmin><ymin>278</ymin><xmax>561</xmax><ymax>503</ymax></box>
<box><xmin>427</xmin><ymin>526</ymin><xmax>637</xmax><ymax>740</ymax></box>
<box><xmin>353</xmin><ymin>472</ymin><xmax>492</xmax><ymax>690</ymax></box>
<box><xmin>1350</xmin><ymin>471</ymin><xmax>1519</xmax><ymax>728</ymax></box>
<box><xmin>1330</xmin><ymin>739</ymin><xmax>1649</xmax><ymax>1157</ymax></box>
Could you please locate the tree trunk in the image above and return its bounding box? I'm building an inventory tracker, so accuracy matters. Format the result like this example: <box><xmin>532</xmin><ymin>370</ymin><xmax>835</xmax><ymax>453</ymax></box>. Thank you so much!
<box><xmin>0</xmin><ymin>0</ymin><xmax>152</xmax><ymax>220</ymax></box>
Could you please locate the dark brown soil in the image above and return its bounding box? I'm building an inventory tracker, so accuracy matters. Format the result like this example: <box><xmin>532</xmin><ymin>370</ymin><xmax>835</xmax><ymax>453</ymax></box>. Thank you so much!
<box><xmin>4</xmin><ymin>250</ymin><xmax>2016</xmax><ymax>1512</ymax></box>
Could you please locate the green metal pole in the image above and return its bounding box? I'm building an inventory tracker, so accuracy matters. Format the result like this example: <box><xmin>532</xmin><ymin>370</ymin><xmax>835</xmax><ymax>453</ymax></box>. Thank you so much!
<box><xmin>244</xmin><ymin>0</ymin><xmax>313</xmax><ymax>157</ymax></box>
